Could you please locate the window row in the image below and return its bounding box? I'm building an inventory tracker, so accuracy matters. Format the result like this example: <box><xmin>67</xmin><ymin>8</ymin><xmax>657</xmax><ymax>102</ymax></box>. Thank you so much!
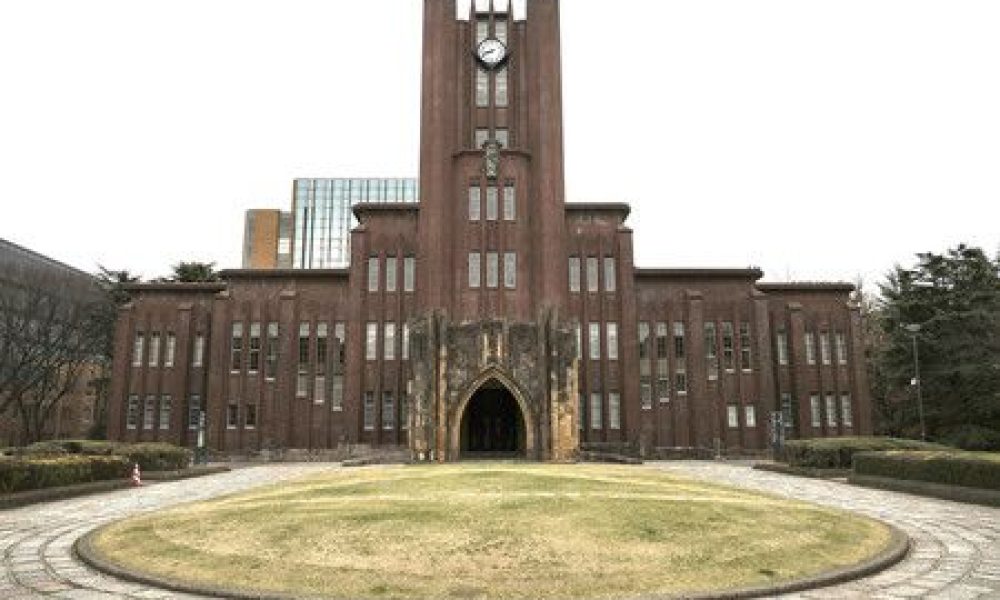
<box><xmin>468</xmin><ymin>252</ymin><xmax>517</xmax><ymax>289</ymax></box>
<box><xmin>232</xmin><ymin>322</ymin><xmax>347</xmax><ymax>379</ymax></box>
<box><xmin>367</xmin><ymin>255</ymin><xmax>416</xmax><ymax>293</ymax></box>
<box><xmin>809</xmin><ymin>393</ymin><xmax>854</xmax><ymax>428</ymax></box>
<box><xmin>575</xmin><ymin>322</ymin><xmax>620</xmax><ymax>361</ymax></box>
<box><xmin>365</xmin><ymin>322</ymin><xmax>412</xmax><ymax>362</ymax></box>
<box><xmin>126</xmin><ymin>394</ymin><xmax>174</xmax><ymax>431</ymax></box>
<box><xmin>362</xmin><ymin>391</ymin><xmax>409</xmax><ymax>432</ymax></box>
<box><xmin>469</xmin><ymin>182</ymin><xmax>516</xmax><ymax>222</ymax></box>
<box><xmin>577</xmin><ymin>392</ymin><xmax>622</xmax><ymax>431</ymax></box>
<box><xmin>474</xmin><ymin>128</ymin><xmax>510</xmax><ymax>150</ymax></box>
<box><xmin>568</xmin><ymin>256</ymin><xmax>616</xmax><ymax>293</ymax></box>
<box><xmin>775</xmin><ymin>330</ymin><xmax>849</xmax><ymax>367</ymax></box>
<box><xmin>226</xmin><ymin>401</ymin><xmax>260</xmax><ymax>430</ymax></box>
<box><xmin>131</xmin><ymin>332</ymin><xmax>190</xmax><ymax>368</ymax></box>
<box><xmin>704</xmin><ymin>321</ymin><xmax>754</xmax><ymax>379</ymax></box>
<box><xmin>726</xmin><ymin>404</ymin><xmax>759</xmax><ymax>429</ymax></box>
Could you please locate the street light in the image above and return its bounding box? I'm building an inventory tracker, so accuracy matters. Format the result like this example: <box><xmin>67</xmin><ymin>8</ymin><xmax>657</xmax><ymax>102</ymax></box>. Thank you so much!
<box><xmin>903</xmin><ymin>323</ymin><xmax>927</xmax><ymax>441</ymax></box>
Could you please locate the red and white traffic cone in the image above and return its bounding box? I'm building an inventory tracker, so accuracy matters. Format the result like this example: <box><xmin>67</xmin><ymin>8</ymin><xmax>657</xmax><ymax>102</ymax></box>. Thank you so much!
<box><xmin>131</xmin><ymin>463</ymin><xmax>142</xmax><ymax>487</ymax></box>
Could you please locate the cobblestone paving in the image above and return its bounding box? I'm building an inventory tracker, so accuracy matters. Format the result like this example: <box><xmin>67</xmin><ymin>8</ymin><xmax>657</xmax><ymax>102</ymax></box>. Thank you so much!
<box><xmin>0</xmin><ymin>464</ymin><xmax>338</xmax><ymax>599</ymax></box>
<box><xmin>2</xmin><ymin>462</ymin><xmax>999</xmax><ymax>599</ymax></box>
<box><xmin>654</xmin><ymin>462</ymin><xmax>1000</xmax><ymax>599</ymax></box>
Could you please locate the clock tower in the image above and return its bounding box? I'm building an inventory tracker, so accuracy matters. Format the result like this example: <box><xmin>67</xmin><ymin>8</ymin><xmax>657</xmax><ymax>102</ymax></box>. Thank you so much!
<box><xmin>409</xmin><ymin>0</ymin><xmax>579</xmax><ymax>461</ymax></box>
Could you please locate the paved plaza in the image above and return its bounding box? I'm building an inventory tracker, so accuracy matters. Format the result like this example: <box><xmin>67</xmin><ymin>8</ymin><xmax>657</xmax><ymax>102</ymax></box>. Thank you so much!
<box><xmin>0</xmin><ymin>462</ymin><xmax>998</xmax><ymax>599</ymax></box>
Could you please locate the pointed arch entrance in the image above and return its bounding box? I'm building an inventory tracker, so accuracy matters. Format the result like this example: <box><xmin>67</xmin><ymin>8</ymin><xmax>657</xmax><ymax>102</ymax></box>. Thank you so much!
<box><xmin>455</xmin><ymin>372</ymin><xmax>532</xmax><ymax>459</ymax></box>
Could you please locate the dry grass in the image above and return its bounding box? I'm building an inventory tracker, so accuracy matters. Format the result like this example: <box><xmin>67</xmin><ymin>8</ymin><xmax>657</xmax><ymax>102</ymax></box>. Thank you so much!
<box><xmin>93</xmin><ymin>464</ymin><xmax>892</xmax><ymax>599</ymax></box>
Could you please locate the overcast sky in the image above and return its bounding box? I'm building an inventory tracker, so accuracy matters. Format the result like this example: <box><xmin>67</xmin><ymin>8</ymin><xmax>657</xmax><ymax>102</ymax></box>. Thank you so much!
<box><xmin>1</xmin><ymin>0</ymin><xmax>998</xmax><ymax>290</ymax></box>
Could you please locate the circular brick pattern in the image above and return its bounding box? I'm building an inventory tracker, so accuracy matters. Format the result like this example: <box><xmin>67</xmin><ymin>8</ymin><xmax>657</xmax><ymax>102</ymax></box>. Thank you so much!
<box><xmin>2</xmin><ymin>462</ymin><xmax>999</xmax><ymax>599</ymax></box>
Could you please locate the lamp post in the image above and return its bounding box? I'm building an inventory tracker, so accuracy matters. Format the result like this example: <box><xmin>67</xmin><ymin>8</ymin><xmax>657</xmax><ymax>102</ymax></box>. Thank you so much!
<box><xmin>903</xmin><ymin>324</ymin><xmax>927</xmax><ymax>441</ymax></box>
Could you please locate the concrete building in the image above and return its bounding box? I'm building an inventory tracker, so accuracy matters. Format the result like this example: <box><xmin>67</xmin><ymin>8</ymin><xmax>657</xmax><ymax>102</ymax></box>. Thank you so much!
<box><xmin>242</xmin><ymin>210</ymin><xmax>293</xmax><ymax>270</ymax></box>
<box><xmin>109</xmin><ymin>0</ymin><xmax>872</xmax><ymax>460</ymax></box>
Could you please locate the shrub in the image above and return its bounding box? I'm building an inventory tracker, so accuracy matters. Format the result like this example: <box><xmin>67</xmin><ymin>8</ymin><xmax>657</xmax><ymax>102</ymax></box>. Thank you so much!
<box><xmin>118</xmin><ymin>443</ymin><xmax>192</xmax><ymax>472</ymax></box>
<box><xmin>853</xmin><ymin>450</ymin><xmax>1000</xmax><ymax>491</ymax></box>
<box><xmin>938</xmin><ymin>425</ymin><xmax>1000</xmax><ymax>452</ymax></box>
<box><xmin>776</xmin><ymin>437</ymin><xmax>948</xmax><ymax>469</ymax></box>
<box><xmin>23</xmin><ymin>441</ymin><xmax>70</xmax><ymax>456</ymax></box>
<box><xmin>0</xmin><ymin>455</ymin><xmax>130</xmax><ymax>494</ymax></box>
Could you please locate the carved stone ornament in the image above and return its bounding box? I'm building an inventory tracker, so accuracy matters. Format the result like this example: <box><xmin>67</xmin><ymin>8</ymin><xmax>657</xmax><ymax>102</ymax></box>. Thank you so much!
<box><xmin>483</xmin><ymin>139</ymin><xmax>501</xmax><ymax>180</ymax></box>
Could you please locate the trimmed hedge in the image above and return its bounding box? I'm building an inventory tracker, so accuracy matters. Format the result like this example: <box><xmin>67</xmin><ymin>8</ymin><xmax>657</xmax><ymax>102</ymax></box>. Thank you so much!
<box><xmin>777</xmin><ymin>437</ymin><xmax>948</xmax><ymax>469</ymax></box>
<box><xmin>18</xmin><ymin>440</ymin><xmax>192</xmax><ymax>472</ymax></box>
<box><xmin>853</xmin><ymin>450</ymin><xmax>1000</xmax><ymax>491</ymax></box>
<box><xmin>0</xmin><ymin>455</ymin><xmax>130</xmax><ymax>494</ymax></box>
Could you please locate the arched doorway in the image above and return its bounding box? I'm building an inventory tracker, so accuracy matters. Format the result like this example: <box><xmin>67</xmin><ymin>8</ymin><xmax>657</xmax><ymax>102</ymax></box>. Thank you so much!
<box><xmin>460</xmin><ymin>379</ymin><xmax>526</xmax><ymax>458</ymax></box>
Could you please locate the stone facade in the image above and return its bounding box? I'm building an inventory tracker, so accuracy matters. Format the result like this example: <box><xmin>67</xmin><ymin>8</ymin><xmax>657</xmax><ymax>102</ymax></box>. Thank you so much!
<box><xmin>107</xmin><ymin>0</ymin><xmax>873</xmax><ymax>460</ymax></box>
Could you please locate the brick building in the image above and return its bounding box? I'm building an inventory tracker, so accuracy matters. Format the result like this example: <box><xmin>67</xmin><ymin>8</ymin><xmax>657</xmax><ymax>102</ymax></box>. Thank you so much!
<box><xmin>108</xmin><ymin>0</ymin><xmax>872</xmax><ymax>460</ymax></box>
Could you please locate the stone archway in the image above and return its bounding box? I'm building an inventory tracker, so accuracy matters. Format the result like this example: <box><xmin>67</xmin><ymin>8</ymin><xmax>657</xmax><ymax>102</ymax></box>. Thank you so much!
<box><xmin>460</xmin><ymin>382</ymin><xmax>525</xmax><ymax>457</ymax></box>
<box><xmin>450</xmin><ymin>369</ymin><xmax>535</xmax><ymax>460</ymax></box>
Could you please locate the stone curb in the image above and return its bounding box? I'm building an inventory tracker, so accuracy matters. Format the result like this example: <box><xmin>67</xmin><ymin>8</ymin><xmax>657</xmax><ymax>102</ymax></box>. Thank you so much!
<box><xmin>74</xmin><ymin>514</ymin><xmax>910</xmax><ymax>600</ymax></box>
<box><xmin>752</xmin><ymin>462</ymin><xmax>852</xmax><ymax>480</ymax></box>
<box><xmin>0</xmin><ymin>466</ymin><xmax>231</xmax><ymax>510</ymax></box>
<box><xmin>850</xmin><ymin>473</ymin><xmax>1000</xmax><ymax>508</ymax></box>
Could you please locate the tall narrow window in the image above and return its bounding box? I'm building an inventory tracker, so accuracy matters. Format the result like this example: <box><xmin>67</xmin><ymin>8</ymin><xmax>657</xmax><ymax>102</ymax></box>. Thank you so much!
<box><xmin>384</xmin><ymin>323</ymin><xmax>396</xmax><ymax>361</ymax></box>
<box><xmin>776</xmin><ymin>330</ymin><xmax>789</xmax><ymax>365</ymax></box>
<box><xmin>589</xmin><ymin>322</ymin><xmax>601</xmax><ymax>360</ymax></box>
<box><xmin>148</xmin><ymin>333</ymin><xmax>160</xmax><ymax>367</ymax></box>
<box><xmin>810</xmin><ymin>394</ymin><xmax>822</xmax><ymax>428</ymax></box>
<box><xmin>192</xmin><ymin>333</ymin><xmax>205</xmax><ymax>368</ymax></box>
<box><xmin>127</xmin><ymin>394</ymin><xmax>139</xmax><ymax>429</ymax></box>
<box><xmin>143</xmin><ymin>395</ymin><xmax>155</xmax><ymax>430</ymax></box>
<box><xmin>745</xmin><ymin>405</ymin><xmax>757</xmax><ymax>428</ymax></box>
<box><xmin>673</xmin><ymin>322</ymin><xmax>686</xmax><ymax>359</ymax></box>
<box><xmin>386</xmin><ymin>257</ymin><xmax>398</xmax><ymax>292</ymax></box>
<box><xmin>230</xmin><ymin>323</ymin><xmax>243</xmax><ymax>372</ymax></box>
<box><xmin>607</xmin><ymin>323</ymin><xmax>619</xmax><ymax>361</ymax></box>
<box><xmin>638</xmin><ymin>322</ymin><xmax>651</xmax><ymax>376</ymax></box>
<box><xmin>404</xmin><ymin>256</ymin><xmax>416</xmax><ymax>292</ymax></box>
<box><xmin>363</xmin><ymin>392</ymin><xmax>375</xmax><ymax>431</ymax></box>
<box><xmin>826</xmin><ymin>394</ymin><xmax>838</xmax><ymax>427</ymax></box>
<box><xmin>568</xmin><ymin>257</ymin><xmax>581</xmax><ymax>293</ymax></box>
<box><xmin>469</xmin><ymin>252</ymin><xmax>481</xmax><ymax>289</ymax></box>
<box><xmin>265</xmin><ymin>323</ymin><xmax>279</xmax><ymax>381</ymax></box>
<box><xmin>586</xmin><ymin>257</ymin><xmax>599</xmax><ymax>292</ymax></box>
<box><xmin>382</xmin><ymin>392</ymin><xmax>395</xmax><ymax>431</ymax></box>
<box><xmin>188</xmin><ymin>395</ymin><xmax>201</xmax><ymax>431</ymax></box>
<box><xmin>495</xmin><ymin>66</ymin><xmax>509</xmax><ymax>107</ymax></box>
<box><xmin>603</xmin><ymin>257</ymin><xmax>616</xmax><ymax>293</ymax></box>
<box><xmin>675</xmin><ymin>372</ymin><xmax>688</xmax><ymax>395</ymax></box>
<box><xmin>132</xmin><ymin>333</ymin><xmax>144</xmax><ymax>367</ymax></box>
<box><xmin>504</xmin><ymin>252</ymin><xmax>517</xmax><ymax>289</ymax></box>
<box><xmin>727</xmin><ymin>405</ymin><xmax>739</xmax><ymax>429</ymax></box>
<box><xmin>402</xmin><ymin>323</ymin><xmax>410</xmax><ymax>361</ymax></box>
<box><xmin>486</xmin><ymin>185</ymin><xmax>499</xmax><ymax>221</ymax></box>
<box><xmin>475</xmin><ymin>128</ymin><xmax>490</xmax><ymax>149</ymax></box>
<box><xmin>739</xmin><ymin>323</ymin><xmax>752</xmax><ymax>371</ymax></box>
<box><xmin>164</xmin><ymin>333</ymin><xmax>176</xmax><ymax>368</ymax></box>
<box><xmin>476</xmin><ymin>68</ymin><xmax>489</xmax><ymax>107</ymax></box>
<box><xmin>805</xmin><ymin>332</ymin><xmax>816</xmax><ymax>365</ymax></box>
<box><xmin>366</xmin><ymin>322</ymin><xmax>378</xmax><ymax>361</ymax></box>
<box><xmin>609</xmin><ymin>393</ymin><xmax>621</xmax><ymax>430</ymax></box>
<box><xmin>400</xmin><ymin>396</ymin><xmax>409</xmax><ymax>430</ymax></box>
<box><xmin>656</xmin><ymin>322</ymin><xmax>669</xmax><ymax>376</ymax></box>
<box><xmin>245</xmin><ymin>404</ymin><xmax>257</xmax><ymax>429</ymax></box>
<box><xmin>315</xmin><ymin>323</ymin><xmax>328</xmax><ymax>404</ymax></box>
<box><xmin>503</xmin><ymin>183</ymin><xmax>516</xmax><ymax>221</ymax></box>
<box><xmin>721</xmin><ymin>322</ymin><xmax>735</xmax><ymax>371</ymax></box>
<box><xmin>836</xmin><ymin>332</ymin><xmax>848</xmax><ymax>365</ymax></box>
<box><xmin>641</xmin><ymin>381</ymin><xmax>653</xmax><ymax>410</ymax></box>
<box><xmin>159</xmin><ymin>395</ymin><xmax>172</xmax><ymax>430</ymax></box>
<box><xmin>486</xmin><ymin>252</ymin><xmax>499</xmax><ymax>289</ymax></box>
<box><xmin>248</xmin><ymin>323</ymin><xmax>261</xmax><ymax>374</ymax></box>
<box><xmin>469</xmin><ymin>184</ymin><xmax>481</xmax><ymax>221</ymax></box>
<box><xmin>331</xmin><ymin>376</ymin><xmax>344</xmax><ymax>411</ymax></box>
<box><xmin>368</xmin><ymin>257</ymin><xmax>380</xmax><ymax>292</ymax></box>
<box><xmin>578</xmin><ymin>394</ymin><xmax>585</xmax><ymax>432</ymax></box>
<box><xmin>297</xmin><ymin>322</ymin><xmax>310</xmax><ymax>398</ymax></box>
<box><xmin>495</xmin><ymin>19</ymin><xmax>508</xmax><ymax>44</ymax></box>
<box><xmin>335</xmin><ymin>322</ymin><xmax>346</xmax><ymax>366</ymax></box>
<box><xmin>590</xmin><ymin>392</ymin><xmax>603</xmax><ymax>430</ymax></box>
<box><xmin>704</xmin><ymin>322</ymin><xmax>718</xmax><ymax>380</ymax></box>
<box><xmin>841</xmin><ymin>394</ymin><xmax>853</xmax><ymax>427</ymax></box>
<box><xmin>476</xmin><ymin>19</ymin><xmax>489</xmax><ymax>44</ymax></box>
<box><xmin>575</xmin><ymin>323</ymin><xmax>582</xmax><ymax>359</ymax></box>
<box><xmin>820</xmin><ymin>332</ymin><xmax>832</xmax><ymax>365</ymax></box>
<box><xmin>227</xmin><ymin>403</ymin><xmax>239</xmax><ymax>429</ymax></box>
<box><xmin>495</xmin><ymin>129</ymin><xmax>509</xmax><ymax>148</ymax></box>
<box><xmin>781</xmin><ymin>393</ymin><xmax>794</xmax><ymax>430</ymax></box>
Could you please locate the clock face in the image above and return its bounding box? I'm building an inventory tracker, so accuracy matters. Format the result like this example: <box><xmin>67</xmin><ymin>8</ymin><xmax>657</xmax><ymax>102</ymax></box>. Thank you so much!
<box><xmin>476</xmin><ymin>38</ymin><xmax>507</xmax><ymax>69</ymax></box>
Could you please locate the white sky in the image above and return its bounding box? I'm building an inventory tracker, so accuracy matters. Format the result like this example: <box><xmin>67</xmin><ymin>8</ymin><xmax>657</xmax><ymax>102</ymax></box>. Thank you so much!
<box><xmin>1</xmin><ymin>1</ymin><xmax>998</xmax><ymax>290</ymax></box>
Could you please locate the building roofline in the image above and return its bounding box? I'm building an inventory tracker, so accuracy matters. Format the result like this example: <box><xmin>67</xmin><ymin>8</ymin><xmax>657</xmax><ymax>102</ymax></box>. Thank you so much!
<box><xmin>565</xmin><ymin>202</ymin><xmax>632</xmax><ymax>218</ymax></box>
<box><xmin>352</xmin><ymin>203</ymin><xmax>421</xmax><ymax>219</ymax></box>
<box><xmin>122</xmin><ymin>282</ymin><xmax>228</xmax><ymax>293</ymax></box>
<box><xmin>636</xmin><ymin>267</ymin><xmax>764</xmax><ymax>280</ymax></box>
<box><xmin>757</xmin><ymin>282</ymin><xmax>856</xmax><ymax>293</ymax></box>
<box><xmin>221</xmin><ymin>269</ymin><xmax>349</xmax><ymax>279</ymax></box>
<box><xmin>0</xmin><ymin>237</ymin><xmax>96</xmax><ymax>281</ymax></box>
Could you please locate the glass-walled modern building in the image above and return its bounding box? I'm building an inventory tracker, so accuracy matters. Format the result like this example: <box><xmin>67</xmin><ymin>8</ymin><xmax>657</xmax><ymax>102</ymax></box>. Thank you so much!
<box><xmin>293</xmin><ymin>178</ymin><xmax>418</xmax><ymax>269</ymax></box>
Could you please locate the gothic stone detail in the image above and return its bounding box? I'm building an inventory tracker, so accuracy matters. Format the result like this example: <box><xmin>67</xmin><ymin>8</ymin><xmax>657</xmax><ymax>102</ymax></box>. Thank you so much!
<box><xmin>408</xmin><ymin>312</ymin><xmax>579</xmax><ymax>462</ymax></box>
